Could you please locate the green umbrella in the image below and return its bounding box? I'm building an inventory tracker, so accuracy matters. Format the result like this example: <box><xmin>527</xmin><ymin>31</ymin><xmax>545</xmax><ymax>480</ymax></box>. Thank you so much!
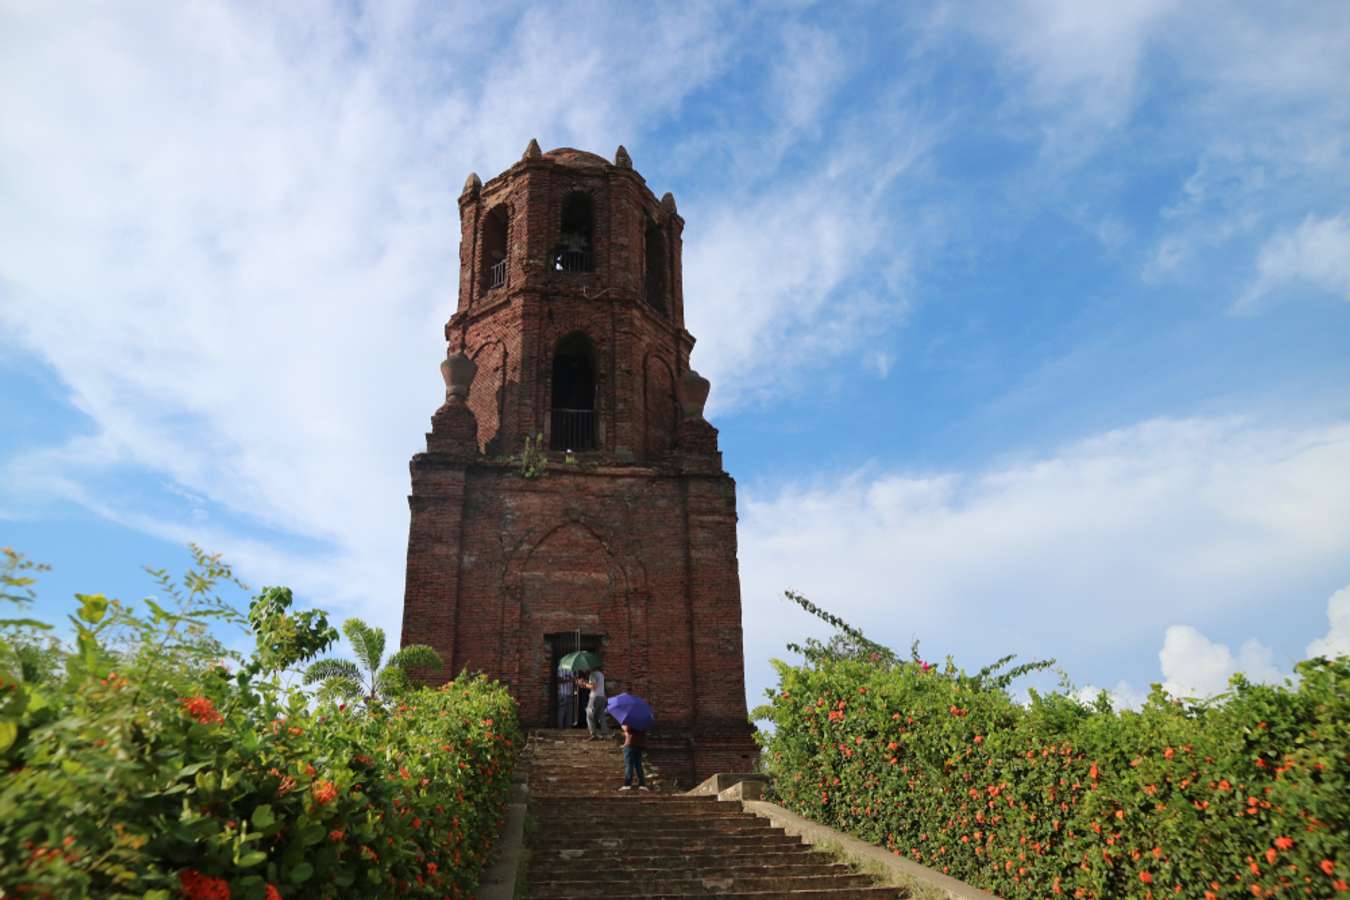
<box><xmin>558</xmin><ymin>650</ymin><xmax>602</xmax><ymax>672</ymax></box>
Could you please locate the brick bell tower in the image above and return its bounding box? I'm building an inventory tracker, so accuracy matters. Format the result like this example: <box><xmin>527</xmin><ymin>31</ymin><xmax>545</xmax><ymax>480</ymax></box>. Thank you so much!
<box><xmin>400</xmin><ymin>140</ymin><xmax>757</xmax><ymax>782</ymax></box>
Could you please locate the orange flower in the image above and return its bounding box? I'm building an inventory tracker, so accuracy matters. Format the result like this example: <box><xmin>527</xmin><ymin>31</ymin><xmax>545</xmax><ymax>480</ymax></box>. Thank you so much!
<box><xmin>1163</xmin><ymin>746</ymin><xmax>1174</xmax><ymax>759</ymax></box>
<box><xmin>1274</xmin><ymin>836</ymin><xmax>1294</xmax><ymax>850</ymax></box>
<box><xmin>1321</xmin><ymin>860</ymin><xmax>1336</xmax><ymax>876</ymax></box>
<box><xmin>312</xmin><ymin>780</ymin><xmax>338</xmax><ymax>806</ymax></box>
<box><xmin>179</xmin><ymin>869</ymin><xmax>231</xmax><ymax>900</ymax></box>
<box><xmin>1265</xmin><ymin>847</ymin><xmax>1277</xmax><ymax>864</ymax></box>
<box><xmin>329</xmin><ymin>829</ymin><xmax>345</xmax><ymax>843</ymax></box>
<box><xmin>1140</xmin><ymin>871</ymin><xmax>1153</xmax><ymax>884</ymax></box>
<box><xmin>179</xmin><ymin>696</ymin><xmax>224</xmax><ymax>726</ymax></box>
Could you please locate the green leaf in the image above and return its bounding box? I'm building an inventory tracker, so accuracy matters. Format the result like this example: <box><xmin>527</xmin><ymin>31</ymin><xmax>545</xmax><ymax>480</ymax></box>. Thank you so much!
<box><xmin>287</xmin><ymin>862</ymin><xmax>314</xmax><ymax>884</ymax></box>
<box><xmin>143</xmin><ymin>891</ymin><xmax>171</xmax><ymax>900</ymax></box>
<box><xmin>0</xmin><ymin>617</ymin><xmax>52</xmax><ymax>629</ymax></box>
<box><xmin>75</xmin><ymin>593</ymin><xmax>109</xmax><ymax>624</ymax></box>
<box><xmin>237</xmin><ymin>850</ymin><xmax>268</xmax><ymax>867</ymax></box>
<box><xmin>299</xmin><ymin>822</ymin><xmax>326</xmax><ymax>846</ymax></box>
<box><xmin>0</xmin><ymin>720</ymin><xmax>17</xmax><ymax>752</ymax></box>
<box><xmin>251</xmin><ymin>804</ymin><xmax>276</xmax><ymax>829</ymax></box>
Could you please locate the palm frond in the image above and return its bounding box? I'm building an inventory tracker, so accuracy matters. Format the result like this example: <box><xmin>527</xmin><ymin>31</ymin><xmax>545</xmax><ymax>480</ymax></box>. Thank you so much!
<box><xmin>387</xmin><ymin>644</ymin><xmax>442</xmax><ymax>675</ymax></box>
<box><xmin>342</xmin><ymin>618</ymin><xmax>386</xmax><ymax>674</ymax></box>
<box><xmin>316</xmin><ymin>675</ymin><xmax>364</xmax><ymax>704</ymax></box>
<box><xmin>303</xmin><ymin>657</ymin><xmax>362</xmax><ymax>685</ymax></box>
<box><xmin>377</xmin><ymin>665</ymin><xmax>413</xmax><ymax>697</ymax></box>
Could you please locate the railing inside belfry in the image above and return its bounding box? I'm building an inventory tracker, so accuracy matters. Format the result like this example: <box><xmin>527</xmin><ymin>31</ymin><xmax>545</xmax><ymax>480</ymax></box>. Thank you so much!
<box><xmin>552</xmin><ymin>249</ymin><xmax>594</xmax><ymax>273</ymax></box>
<box><xmin>488</xmin><ymin>259</ymin><xmax>507</xmax><ymax>289</ymax></box>
<box><xmin>551</xmin><ymin>408</ymin><xmax>597</xmax><ymax>451</ymax></box>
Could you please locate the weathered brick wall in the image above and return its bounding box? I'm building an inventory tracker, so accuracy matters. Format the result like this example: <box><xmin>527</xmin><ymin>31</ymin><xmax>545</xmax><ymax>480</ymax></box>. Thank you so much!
<box><xmin>403</xmin><ymin>145</ymin><xmax>756</xmax><ymax>782</ymax></box>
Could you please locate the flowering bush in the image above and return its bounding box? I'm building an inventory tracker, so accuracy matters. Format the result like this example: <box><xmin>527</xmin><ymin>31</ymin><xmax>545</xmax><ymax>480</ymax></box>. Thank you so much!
<box><xmin>755</xmin><ymin>593</ymin><xmax>1349</xmax><ymax>898</ymax></box>
<box><xmin>0</xmin><ymin>548</ymin><xmax>520</xmax><ymax>898</ymax></box>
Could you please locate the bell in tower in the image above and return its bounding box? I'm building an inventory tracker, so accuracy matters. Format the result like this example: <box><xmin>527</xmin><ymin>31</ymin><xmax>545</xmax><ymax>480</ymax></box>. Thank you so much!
<box><xmin>400</xmin><ymin>142</ymin><xmax>756</xmax><ymax>784</ymax></box>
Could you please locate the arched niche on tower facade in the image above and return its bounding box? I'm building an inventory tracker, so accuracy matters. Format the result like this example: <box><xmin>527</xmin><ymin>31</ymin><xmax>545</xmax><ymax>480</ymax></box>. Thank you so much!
<box><xmin>468</xmin><ymin>339</ymin><xmax>506</xmax><ymax>454</ymax></box>
<box><xmin>503</xmin><ymin>518</ymin><xmax>646</xmax><ymax>727</ymax></box>
<box><xmin>553</xmin><ymin>191</ymin><xmax>596</xmax><ymax>273</ymax></box>
<box><xmin>550</xmin><ymin>331</ymin><xmax>598</xmax><ymax>451</ymax></box>
<box><xmin>479</xmin><ymin>204</ymin><xmax>509</xmax><ymax>296</ymax></box>
<box><xmin>644</xmin><ymin>353</ymin><xmax>677</xmax><ymax>457</ymax></box>
<box><xmin>644</xmin><ymin>217</ymin><xmax>667</xmax><ymax>313</ymax></box>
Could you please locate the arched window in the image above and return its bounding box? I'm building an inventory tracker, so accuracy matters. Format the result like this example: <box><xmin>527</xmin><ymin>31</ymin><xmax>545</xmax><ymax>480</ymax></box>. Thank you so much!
<box><xmin>553</xmin><ymin>192</ymin><xmax>595</xmax><ymax>273</ymax></box>
<box><xmin>550</xmin><ymin>332</ymin><xmax>598</xmax><ymax>451</ymax></box>
<box><xmin>644</xmin><ymin>219</ymin><xmax>666</xmax><ymax>313</ymax></box>
<box><xmin>482</xmin><ymin>205</ymin><xmax>509</xmax><ymax>293</ymax></box>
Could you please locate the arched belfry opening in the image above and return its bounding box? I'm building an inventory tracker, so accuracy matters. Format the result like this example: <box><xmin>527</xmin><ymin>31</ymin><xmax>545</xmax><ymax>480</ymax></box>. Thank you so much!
<box><xmin>482</xmin><ymin>204</ymin><xmax>509</xmax><ymax>293</ymax></box>
<box><xmin>550</xmin><ymin>331</ymin><xmax>598</xmax><ymax>451</ymax></box>
<box><xmin>553</xmin><ymin>191</ymin><xmax>595</xmax><ymax>272</ymax></box>
<box><xmin>644</xmin><ymin>218</ymin><xmax>667</xmax><ymax>313</ymax></box>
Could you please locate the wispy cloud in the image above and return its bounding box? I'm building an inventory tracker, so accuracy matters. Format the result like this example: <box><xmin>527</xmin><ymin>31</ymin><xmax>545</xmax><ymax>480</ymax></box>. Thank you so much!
<box><xmin>739</xmin><ymin>417</ymin><xmax>1350</xmax><ymax>707</ymax></box>
<box><xmin>1236</xmin><ymin>213</ymin><xmax>1350</xmax><ymax>311</ymax></box>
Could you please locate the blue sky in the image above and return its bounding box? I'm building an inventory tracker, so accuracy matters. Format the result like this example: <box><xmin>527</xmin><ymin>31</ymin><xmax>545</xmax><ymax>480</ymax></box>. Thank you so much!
<box><xmin>3</xmin><ymin>1</ymin><xmax>1349</xmax><ymax>709</ymax></box>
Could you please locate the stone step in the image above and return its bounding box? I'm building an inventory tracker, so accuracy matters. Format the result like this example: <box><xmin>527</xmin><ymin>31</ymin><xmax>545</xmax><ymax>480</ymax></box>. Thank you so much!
<box><xmin>528</xmin><ymin>848</ymin><xmax>820</xmax><ymax>872</ymax></box>
<box><xmin>529</xmin><ymin>888</ymin><xmax>902</xmax><ymax>900</ymax></box>
<box><xmin>522</xmin><ymin>732</ymin><xmax>899</xmax><ymax>900</ymax></box>
<box><xmin>531</xmin><ymin>872</ymin><xmax>881</xmax><ymax>895</ymax></box>
<box><xmin>530</xmin><ymin>859</ymin><xmax>852</xmax><ymax>880</ymax></box>
<box><xmin>529</xmin><ymin>833</ymin><xmax>807</xmax><ymax>853</ymax></box>
<box><xmin>532</xmin><ymin>829</ymin><xmax>787</xmax><ymax>850</ymax></box>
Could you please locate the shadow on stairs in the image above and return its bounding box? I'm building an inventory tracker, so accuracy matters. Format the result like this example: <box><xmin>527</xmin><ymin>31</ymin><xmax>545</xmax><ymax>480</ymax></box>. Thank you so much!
<box><xmin>521</xmin><ymin>729</ymin><xmax>907</xmax><ymax>899</ymax></box>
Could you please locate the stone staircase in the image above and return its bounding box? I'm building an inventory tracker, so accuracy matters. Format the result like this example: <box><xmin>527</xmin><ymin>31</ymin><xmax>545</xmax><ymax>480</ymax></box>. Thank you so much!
<box><xmin>523</xmin><ymin>730</ymin><xmax>905</xmax><ymax>899</ymax></box>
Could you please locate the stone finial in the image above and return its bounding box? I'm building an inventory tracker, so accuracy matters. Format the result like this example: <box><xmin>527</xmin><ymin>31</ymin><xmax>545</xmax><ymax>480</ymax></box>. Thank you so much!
<box><xmin>660</xmin><ymin>191</ymin><xmax>678</xmax><ymax>214</ymax></box>
<box><xmin>614</xmin><ymin>145</ymin><xmax>632</xmax><ymax>168</ymax></box>
<box><xmin>462</xmin><ymin>172</ymin><xmax>481</xmax><ymax>197</ymax></box>
<box><xmin>679</xmin><ymin>369</ymin><xmax>711</xmax><ymax>420</ymax></box>
<box><xmin>523</xmin><ymin>138</ymin><xmax>542</xmax><ymax>160</ymax></box>
<box><xmin>440</xmin><ymin>349</ymin><xmax>478</xmax><ymax>401</ymax></box>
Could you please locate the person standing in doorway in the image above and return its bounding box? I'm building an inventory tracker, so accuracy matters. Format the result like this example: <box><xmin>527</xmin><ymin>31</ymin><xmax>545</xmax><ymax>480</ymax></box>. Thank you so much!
<box><xmin>618</xmin><ymin>723</ymin><xmax>649</xmax><ymax>791</ymax></box>
<box><xmin>576</xmin><ymin>669</ymin><xmax>609</xmax><ymax>739</ymax></box>
<box><xmin>556</xmin><ymin>663</ymin><xmax>574</xmax><ymax>729</ymax></box>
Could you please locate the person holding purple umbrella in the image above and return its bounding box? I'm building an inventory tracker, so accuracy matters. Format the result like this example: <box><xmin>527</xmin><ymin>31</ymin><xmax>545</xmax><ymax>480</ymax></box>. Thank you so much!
<box><xmin>607</xmin><ymin>693</ymin><xmax>655</xmax><ymax>791</ymax></box>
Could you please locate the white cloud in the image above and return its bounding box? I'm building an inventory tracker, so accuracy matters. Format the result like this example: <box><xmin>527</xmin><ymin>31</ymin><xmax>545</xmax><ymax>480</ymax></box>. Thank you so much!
<box><xmin>0</xmin><ymin>3</ymin><xmax>931</xmax><ymax>640</ymax></box>
<box><xmin>1158</xmin><ymin>625</ymin><xmax>1282</xmax><ymax>699</ymax></box>
<box><xmin>684</xmin><ymin>120</ymin><xmax>932</xmax><ymax>410</ymax></box>
<box><xmin>1237</xmin><ymin>214</ymin><xmax>1350</xmax><ymax>311</ymax></box>
<box><xmin>0</xmin><ymin>2</ymin><xmax>745</xmax><ymax>632</ymax></box>
<box><xmin>740</xmin><ymin>417</ymin><xmax>1350</xmax><ymax>708</ymax></box>
<box><xmin>1306</xmin><ymin>586</ymin><xmax>1350</xmax><ymax>659</ymax></box>
<box><xmin>950</xmin><ymin>0</ymin><xmax>1178</xmax><ymax>162</ymax></box>
<box><xmin>1074</xmin><ymin>681</ymin><xmax>1148</xmax><ymax>711</ymax></box>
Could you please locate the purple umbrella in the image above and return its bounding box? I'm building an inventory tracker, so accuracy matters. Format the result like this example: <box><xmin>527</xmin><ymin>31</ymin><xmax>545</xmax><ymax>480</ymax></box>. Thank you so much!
<box><xmin>606</xmin><ymin>693</ymin><xmax>654</xmax><ymax>731</ymax></box>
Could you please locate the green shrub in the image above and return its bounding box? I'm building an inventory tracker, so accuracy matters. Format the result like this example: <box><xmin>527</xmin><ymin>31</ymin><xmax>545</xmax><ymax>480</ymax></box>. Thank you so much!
<box><xmin>0</xmin><ymin>548</ymin><xmax>520</xmax><ymax>899</ymax></box>
<box><xmin>755</xmin><ymin>593</ymin><xmax>1349</xmax><ymax>899</ymax></box>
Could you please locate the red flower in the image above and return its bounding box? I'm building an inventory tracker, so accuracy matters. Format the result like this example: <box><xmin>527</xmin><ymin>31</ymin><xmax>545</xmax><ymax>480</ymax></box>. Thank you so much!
<box><xmin>312</xmin><ymin>780</ymin><xmax>338</xmax><ymax>806</ymax></box>
<box><xmin>1140</xmin><ymin>871</ymin><xmax>1153</xmax><ymax>884</ymax></box>
<box><xmin>1322</xmin><ymin>860</ymin><xmax>1337</xmax><ymax>876</ymax></box>
<box><xmin>1274</xmin><ymin>836</ymin><xmax>1294</xmax><ymax>850</ymax></box>
<box><xmin>179</xmin><ymin>696</ymin><xmax>224</xmax><ymax>726</ymax></box>
<box><xmin>329</xmin><ymin>829</ymin><xmax>345</xmax><ymax>843</ymax></box>
<box><xmin>265</xmin><ymin>886</ymin><xmax>281</xmax><ymax>900</ymax></box>
<box><xmin>179</xmin><ymin>868</ymin><xmax>231</xmax><ymax>900</ymax></box>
